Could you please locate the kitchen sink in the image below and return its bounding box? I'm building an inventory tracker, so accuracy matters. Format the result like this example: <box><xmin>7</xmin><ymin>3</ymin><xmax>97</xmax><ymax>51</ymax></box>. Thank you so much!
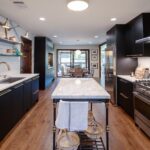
<box><xmin>0</xmin><ymin>77</ymin><xmax>25</xmax><ymax>84</ymax></box>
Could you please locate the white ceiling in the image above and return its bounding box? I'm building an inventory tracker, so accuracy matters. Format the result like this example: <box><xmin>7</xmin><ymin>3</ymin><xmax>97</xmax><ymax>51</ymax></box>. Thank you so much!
<box><xmin>0</xmin><ymin>0</ymin><xmax>150</xmax><ymax>45</ymax></box>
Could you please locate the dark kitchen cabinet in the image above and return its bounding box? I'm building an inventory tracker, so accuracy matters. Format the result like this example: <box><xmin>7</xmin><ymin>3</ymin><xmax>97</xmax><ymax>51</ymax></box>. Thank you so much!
<box><xmin>23</xmin><ymin>79</ymin><xmax>32</xmax><ymax>113</ymax></box>
<box><xmin>0</xmin><ymin>89</ymin><xmax>13</xmax><ymax>141</ymax></box>
<box><xmin>106</xmin><ymin>25</ymin><xmax>137</xmax><ymax>104</ymax></box>
<box><xmin>0</xmin><ymin>76</ymin><xmax>39</xmax><ymax>141</ymax></box>
<box><xmin>117</xmin><ymin>77</ymin><xmax>134</xmax><ymax>118</ymax></box>
<box><xmin>12</xmin><ymin>83</ymin><xmax>24</xmax><ymax>126</ymax></box>
<box><xmin>126</xmin><ymin>13</ymin><xmax>150</xmax><ymax>56</ymax></box>
<box><xmin>34</xmin><ymin>37</ymin><xmax>54</xmax><ymax>90</ymax></box>
<box><xmin>32</xmin><ymin>76</ymin><xmax>39</xmax><ymax>105</ymax></box>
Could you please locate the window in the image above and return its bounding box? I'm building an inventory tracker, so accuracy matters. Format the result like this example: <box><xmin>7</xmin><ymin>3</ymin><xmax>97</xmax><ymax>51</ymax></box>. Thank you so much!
<box><xmin>57</xmin><ymin>49</ymin><xmax>89</xmax><ymax>77</ymax></box>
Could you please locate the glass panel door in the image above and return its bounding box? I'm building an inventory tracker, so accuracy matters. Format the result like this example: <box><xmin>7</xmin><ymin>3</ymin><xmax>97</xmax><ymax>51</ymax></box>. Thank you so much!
<box><xmin>57</xmin><ymin>50</ymin><xmax>72</xmax><ymax>77</ymax></box>
<box><xmin>57</xmin><ymin>49</ymin><xmax>89</xmax><ymax>77</ymax></box>
<box><xmin>74</xmin><ymin>50</ymin><xmax>88</xmax><ymax>69</ymax></box>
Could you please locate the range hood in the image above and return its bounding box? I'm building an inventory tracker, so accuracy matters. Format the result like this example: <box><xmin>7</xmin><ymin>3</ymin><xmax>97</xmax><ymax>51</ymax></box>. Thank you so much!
<box><xmin>136</xmin><ymin>37</ymin><xmax>150</xmax><ymax>44</ymax></box>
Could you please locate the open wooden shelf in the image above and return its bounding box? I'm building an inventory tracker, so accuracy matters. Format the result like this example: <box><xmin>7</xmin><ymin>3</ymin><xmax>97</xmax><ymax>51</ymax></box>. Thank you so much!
<box><xmin>0</xmin><ymin>54</ymin><xmax>21</xmax><ymax>57</ymax></box>
<box><xmin>0</xmin><ymin>37</ymin><xmax>21</xmax><ymax>45</ymax></box>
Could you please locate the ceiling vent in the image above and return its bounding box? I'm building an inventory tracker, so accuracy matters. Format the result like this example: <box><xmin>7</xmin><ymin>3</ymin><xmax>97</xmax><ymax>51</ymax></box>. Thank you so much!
<box><xmin>12</xmin><ymin>0</ymin><xmax>27</xmax><ymax>8</ymax></box>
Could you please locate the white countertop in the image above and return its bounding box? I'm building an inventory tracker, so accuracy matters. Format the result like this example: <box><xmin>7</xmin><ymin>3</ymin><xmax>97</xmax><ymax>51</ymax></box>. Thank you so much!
<box><xmin>52</xmin><ymin>78</ymin><xmax>110</xmax><ymax>100</ymax></box>
<box><xmin>0</xmin><ymin>74</ymin><xmax>39</xmax><ymax>92</ymax></box>
<box><xmin>117</xmin><ymin>75</ymin><xmax>150</xmax><ymax>82</ymax></box>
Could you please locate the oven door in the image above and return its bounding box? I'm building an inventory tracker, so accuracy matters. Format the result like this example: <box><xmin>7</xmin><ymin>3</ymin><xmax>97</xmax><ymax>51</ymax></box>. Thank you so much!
<box><xmin>133</xmin><ymin>92</ymin><xmax>150</xmax><ymax>137</ymax></box>
<box><xmin>134</xmin><ymin>92</ymin><xmax>150</xmax><ymax>120</ymax></box>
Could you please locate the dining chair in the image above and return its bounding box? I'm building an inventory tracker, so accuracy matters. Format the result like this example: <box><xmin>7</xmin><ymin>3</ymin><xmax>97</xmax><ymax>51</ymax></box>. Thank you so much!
<box><xmin>73</xmin><ymin>68</ymin><xmax>84</xmax><ymax>77</ymax></box>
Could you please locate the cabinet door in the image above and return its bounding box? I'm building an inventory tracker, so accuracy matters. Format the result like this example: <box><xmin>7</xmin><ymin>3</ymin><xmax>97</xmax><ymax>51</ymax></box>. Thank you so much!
<box><xmin>0</xmin><ymin>89</ymin><xmax>13</xmax><ymax>141</ymax></box>
<box><xmin>133</xmin><ymin>16</ymin><xmax>144</xmax><ymax>55</ymax></box>
<box><xmin>23</xmin><ymin>79</ymin><xmax>32</xmax><ymax>113</ymax></box>
<box><xmin>117</xmin><ymin>78</ymin><xmax>134</xmax><ymax>118</ymax></box>
<box><xmin>32</xmin><ymin>76</ymin><xmax>39</xmax><ymax>106</ymax></box>
<box><xmin>125</xmin><ymin>23</ymin><xmax>134</xmax><ymax>56</ymax></box>
<box><xmin>12</xmin><ymin>83</ymin><xmax>24</xmax><ymax>125</ymax></box>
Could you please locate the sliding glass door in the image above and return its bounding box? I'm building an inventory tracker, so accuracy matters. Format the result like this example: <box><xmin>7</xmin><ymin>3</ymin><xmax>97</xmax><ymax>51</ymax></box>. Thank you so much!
<box><xmin>57</xmin><ymin>49</ymin><xmax>89</xmax><ymax>77</ymax></box>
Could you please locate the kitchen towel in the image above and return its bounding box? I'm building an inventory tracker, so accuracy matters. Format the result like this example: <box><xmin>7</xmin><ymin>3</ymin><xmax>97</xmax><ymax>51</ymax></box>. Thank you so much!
<box><xmin>56</xmin><ymin>100</ymin><xmax>88</xmax><ymax>131</ymax></box>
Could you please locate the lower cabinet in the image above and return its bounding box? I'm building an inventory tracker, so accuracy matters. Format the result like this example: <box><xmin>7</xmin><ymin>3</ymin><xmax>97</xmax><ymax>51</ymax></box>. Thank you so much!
<box><xmin>0</xmin><ymin>76</ymin><xmax>39</xmax><ymax>141</ymax></box>
<box><xmin>32</xmin><ymin>76</ymin><xmax>39</xmax><ymax>105</ymax></box>
<box><xmin>12</xmin><ymin>83</ymin><xmax>24</xmax><ymax>126</ymax></box>
<box><xmin>117</xmin><ymin>77</ymin><xmax>134</xmax><ymax>118</ymax></box>
<box><xmin>0</xmin><ymin>89</ymin><xmax>13</xmax><ymax>141</ymax></box>
<box><xmin>23</xmin><ymin>79</ymin><xmax>32</xmax><ymax>113</ymax></box>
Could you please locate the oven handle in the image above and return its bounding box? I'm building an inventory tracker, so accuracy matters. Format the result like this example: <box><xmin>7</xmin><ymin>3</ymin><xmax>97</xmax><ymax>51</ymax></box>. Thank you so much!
<box><xmin>133</xmin><ymin>92</ymin><xmax>150</xmax><ymax>105</ymax></box>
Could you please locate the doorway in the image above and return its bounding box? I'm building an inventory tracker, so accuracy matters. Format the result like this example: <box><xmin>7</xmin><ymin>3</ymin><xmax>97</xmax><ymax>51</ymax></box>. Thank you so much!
<box><xmin>20</xmin><ymin>37</ymin><xmax>32</xmax><ymax>73</ymax></box>
<box><xmin>57</xmin><ymin>49</ymin><xmax>90</xmax><ymax>77</ymax></box>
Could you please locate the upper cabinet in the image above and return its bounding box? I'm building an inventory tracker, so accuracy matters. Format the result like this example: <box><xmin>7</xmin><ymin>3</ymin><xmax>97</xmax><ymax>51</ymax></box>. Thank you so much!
<box><xmin>106</xmin><ymin>25</ymin><xmax>137</xmax><ymax>75</ymax></box>
<box><xmin>125</xmin><ymin>13</ymin><xmax>150</xmax><ymax>56</ymax></box>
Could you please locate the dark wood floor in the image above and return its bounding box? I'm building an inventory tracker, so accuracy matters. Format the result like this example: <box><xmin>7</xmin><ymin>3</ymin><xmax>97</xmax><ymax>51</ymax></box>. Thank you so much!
<box><xmin>0</xmin><ymin>80</ymin><xmax>150</xmax><ymax>150</ymax></box>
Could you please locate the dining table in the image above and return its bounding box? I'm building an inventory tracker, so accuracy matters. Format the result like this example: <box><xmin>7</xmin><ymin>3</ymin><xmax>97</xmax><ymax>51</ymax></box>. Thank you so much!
<box><xmin>69</xmin><ymin>68</ymin><xmax>88</xmax><ymax>77</ymax></box>
<box><xmin>51</xmin><ymin>78</ymin><xmax>110</xmax><ymax>150</ymax></box>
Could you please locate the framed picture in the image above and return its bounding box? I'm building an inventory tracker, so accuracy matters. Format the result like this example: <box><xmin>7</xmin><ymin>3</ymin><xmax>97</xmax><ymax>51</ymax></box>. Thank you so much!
<box><xmin>91</xmin><ymin>54</ymin><xmax>98</xmax><ymax>61</ymax></box>
<box><xmin>91</xmin><ymin>49</ymin><xmax>98</xmax><ymax>55</ymax></box>
<box><xmin>91</xmin><ymin>63</ymin><xmax>98</xmax><ymax>69</ymax></box>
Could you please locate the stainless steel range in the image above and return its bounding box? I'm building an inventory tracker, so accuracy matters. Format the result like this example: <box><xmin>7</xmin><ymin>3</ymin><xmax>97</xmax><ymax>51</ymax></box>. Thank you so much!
<box><xmin>134</xmin><ymin>80</ymin><xmax>150</xmax><ymax>137</ymax></box>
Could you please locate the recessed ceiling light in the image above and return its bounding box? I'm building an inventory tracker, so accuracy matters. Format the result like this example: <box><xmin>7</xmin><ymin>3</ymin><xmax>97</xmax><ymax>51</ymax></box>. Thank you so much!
<box><xmin>111</xmin><ymin>17</ymin><xmax>117</xmax><ymax>22</ymax></box>
<box><xmin>67</xmin><ymin>0</ymin><xmax>89</xmax><ymax>11</ymax></box>
<box><xmin>94</xmin><ymin>35</ymin><xmax>99</xmax><ymax>38</ymax></box>
<box><xmin>53</xmin><ymin>35</ymin><xmax>58</xmax><ymax>38</ymax></box>
<box><xmin>39</xmin><ymin>17</ymin><xmax>46</xmax><ymax>21</ymax></box>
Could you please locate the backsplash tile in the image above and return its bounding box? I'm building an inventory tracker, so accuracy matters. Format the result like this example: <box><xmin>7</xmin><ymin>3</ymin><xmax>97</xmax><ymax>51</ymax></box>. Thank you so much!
<box><xmin>138</xmin><ymin>57</ymin><xmax>150</xmax><ymax>69</ymax></box>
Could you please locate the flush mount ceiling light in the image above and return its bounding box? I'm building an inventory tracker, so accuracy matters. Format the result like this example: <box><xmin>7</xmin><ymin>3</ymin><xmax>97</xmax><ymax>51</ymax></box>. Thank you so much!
<box><xmin>110</xmin><ymin>17</ymin><xmax>117</xmax><ymax>22</ymax></box>
<box><xmin>94</xmin><ymin>35</ymin><xmax>99</xmax><ymax>39</ymax></box>
<box><xmin>67</xmin><ymin>0</ymin><xmax>89</xmax><ymax>11</ymax></box>
<box><xmin>53</xmin><ymin>35</ymin><xmax>58</xmax><ymax>38</ymax></box>
<box><xmin>39</xmin><ymin>17</ymin><xmax>46</xmax><ymax>21</ymax></box>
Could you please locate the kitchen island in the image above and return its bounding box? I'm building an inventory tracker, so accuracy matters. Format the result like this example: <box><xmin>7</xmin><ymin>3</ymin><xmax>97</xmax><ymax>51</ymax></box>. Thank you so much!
<box><xmin>52</xmin><ymin>78</ymin><xmax>110</xmax><ymax>150</ymax></box>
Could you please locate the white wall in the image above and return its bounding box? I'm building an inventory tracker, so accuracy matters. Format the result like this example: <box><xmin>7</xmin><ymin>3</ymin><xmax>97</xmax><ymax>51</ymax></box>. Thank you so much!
<box><xmin>0</xmin><ymin>16</ymin><xmax>34</xmax><ymax>74</ymax></box>
<box><xmin>54</xmin><ymin>45</ymin><xmax>100</xmax><ymax>78</ymax></box>
<box><xmin>138</xmin><ymin>57</ymin><xmax>150</xmax><ymax>69</ymax></box>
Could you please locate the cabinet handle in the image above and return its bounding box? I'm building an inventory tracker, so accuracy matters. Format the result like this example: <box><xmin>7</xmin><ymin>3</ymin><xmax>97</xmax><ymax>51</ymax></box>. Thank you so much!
<box><xmin>0</xmin><ymin>89</ymin><xmax>12</xmax><ymax>96</ymax></box>
<box><xmin>14</xmin><ymin>83</ymin><xmax>23</xmax><ymax>89</ymax></box>
<box><xmin>120</xmin><ymin>92</ymin><xmax>128</xmax><ymax>99</ymax></box>
<box><xmin>32</xmin><ymin>76</ymin><xmax>39</xmax><ymax>80</ymax></box>
<box><xmin>25</xmin><ymin>79</ymin><xmax>32</xmax><ymax>83</ymax></box>
<box><xmin>33</xmin><ymin>90</ymin><xmax>39</xmax><ymax>95</ymax></box>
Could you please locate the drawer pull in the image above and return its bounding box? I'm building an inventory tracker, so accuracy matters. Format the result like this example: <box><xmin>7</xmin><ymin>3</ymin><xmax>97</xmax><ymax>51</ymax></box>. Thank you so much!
<box><xmin>14</xmin><ymin>84</ymin><xmax>23</xmax><ymax>89</ymax></box>
<box><xmin>33</xmin><ymin>90</ymin><xmax>39</xmax><ymax>95</ymax></box>
<box><xmin>25</xmin><ymin>79</ymin><xmax>32</xmax><ymax>83</ymax></box>
<box><xmin>120</xmin><ymin>92</ymin><xmax>128</xmax><ymax>99</ymax></box>
<box><xmin>0</xmin><ymin>89</ymin><xmax>12</xmax><ymax>96</ymax></box>
<box><xmin>33</xmin><ymin>76</ymin><xmax>39</xmax><ymax>80</ymax></box>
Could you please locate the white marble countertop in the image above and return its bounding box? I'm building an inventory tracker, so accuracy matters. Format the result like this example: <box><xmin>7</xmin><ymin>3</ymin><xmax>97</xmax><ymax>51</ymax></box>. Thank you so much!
<box><xmin>52</xmin><ymin>78</ymin><xmax>110</xmax><ymax>100</ymax></box>
<box><xmin>0</xmin><ymin>74</ymin><xmax>39</xmax><ymax>92</ymax></box>
<box><xmin>117</xmin><ymin>75</ymin><xmax>150</xmax><ymax>83</ymax></box>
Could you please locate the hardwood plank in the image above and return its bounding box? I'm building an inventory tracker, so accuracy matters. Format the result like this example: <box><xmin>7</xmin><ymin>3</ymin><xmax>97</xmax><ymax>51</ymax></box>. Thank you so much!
<box><xmin>0</xmin><ymin>80</ymin><xmax>149</xmax><ymax>150</ymax></box>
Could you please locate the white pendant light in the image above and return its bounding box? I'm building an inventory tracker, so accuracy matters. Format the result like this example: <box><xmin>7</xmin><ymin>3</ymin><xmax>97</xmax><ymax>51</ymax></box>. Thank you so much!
<box><xmin>75</xmin><ymin>49</ymin><xmax>81</xmax><ymax>55</ymax></box>
<box><xmin>67</xmin><ymin>0</ymin><xmax>89</xmax><ymax>11</ymax></box>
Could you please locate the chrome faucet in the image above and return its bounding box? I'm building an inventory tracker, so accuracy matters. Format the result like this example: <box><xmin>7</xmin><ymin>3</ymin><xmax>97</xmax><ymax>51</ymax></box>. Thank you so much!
<box><xmin>0</xmin><ymin>62</ymin><xmax>11</xmax><ymax>78</ymax></box>
<box><xmin>0</xmin><ymin>62</ymin><xmax>11</xmax><ymax>71</ymax></box>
